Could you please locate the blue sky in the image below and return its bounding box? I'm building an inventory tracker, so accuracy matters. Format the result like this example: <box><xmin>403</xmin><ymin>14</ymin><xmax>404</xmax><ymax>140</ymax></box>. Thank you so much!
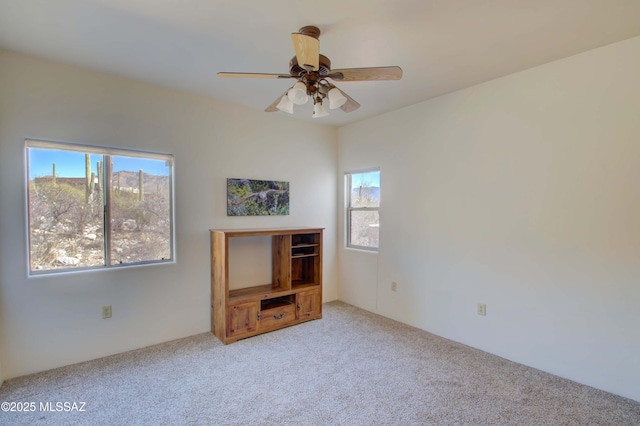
<box><xmin>28</xmin><ymin>149</ymin><xmax>170</xmax><ymax>179</ymax></box>
<box><xmin>351</xmin><ymin>171</ymin><xmax>380</xmax><ymax>188</ymax></box>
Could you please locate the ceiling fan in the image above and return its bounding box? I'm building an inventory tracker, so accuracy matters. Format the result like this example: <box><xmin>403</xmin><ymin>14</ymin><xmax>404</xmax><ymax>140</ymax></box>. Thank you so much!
<box><xmin>217</xmin><ymin>25</ymin><xmax>403</xmax><ymax>118</ymax></box>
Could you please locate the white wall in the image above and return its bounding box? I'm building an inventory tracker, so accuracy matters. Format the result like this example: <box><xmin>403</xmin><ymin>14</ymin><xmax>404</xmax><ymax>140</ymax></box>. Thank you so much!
<box><xmin>338</xmin><ymin>36</ymin><xmax>640</xmax><ymax>402</ymax></box>
<box><xmin>0</xmin><ymin>49</ymin><xmax>338</xmax><ymax>380</ymax></box>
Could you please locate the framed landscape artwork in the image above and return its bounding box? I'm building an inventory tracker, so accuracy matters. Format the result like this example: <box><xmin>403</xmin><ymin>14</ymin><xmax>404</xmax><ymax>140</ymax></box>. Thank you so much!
<box><xmin>227</xmin><ymin>178</ymin><xmax>290</xmax><ymax>216</ymax></box>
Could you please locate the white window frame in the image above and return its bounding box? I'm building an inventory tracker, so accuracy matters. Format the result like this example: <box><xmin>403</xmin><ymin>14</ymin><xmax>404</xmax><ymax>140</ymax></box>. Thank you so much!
<box><xmin>25</xmin><ymin>139</ymin><xmax>176</xmax><ymax>275</ymax></box>
<box><xmin>345</xmin><ymin>168</ymin><xmax>380</xmax><ymax>251</ymax></box>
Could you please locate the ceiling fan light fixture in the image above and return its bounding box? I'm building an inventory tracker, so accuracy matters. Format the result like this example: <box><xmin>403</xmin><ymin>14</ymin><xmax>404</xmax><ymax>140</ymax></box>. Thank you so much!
<box><xmin>276</xmin><ymin>94</ymin><xmax>294</xmax><ymax>114</ymax></box>
<box><xmin>312</xmin><ymin>99</ymin><xmax>329</xmax><ymax>118</ymax></box>
<box><xmin>287</xmin><ymin>81</ymin><xmax>308</xmax><ymax>105</ymax></box>
<box><xmin>327</xmin><ymin>87</ymin><xmax>347</xmax><ymax>109</ymax></box>
<box><xmin>219</xmin><ymin>25</ymin><xmax>400</xmax><ymax>116</ymax></box>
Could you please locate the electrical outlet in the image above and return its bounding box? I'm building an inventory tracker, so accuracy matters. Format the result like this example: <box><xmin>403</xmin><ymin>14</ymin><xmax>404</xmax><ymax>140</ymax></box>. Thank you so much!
<box><xmin>391</xmin><ymin>282</ymin><xmax>397</xmax><ymax>292</ymax></box>
<box><xmin>477</xmin><ymin>303</ymin><xmax>486</xmax><ymax>316</ymax></box>
<box><xmin>102</xmin><ymin>305</ymin><xmax>112</xmax><ymax>319</ymax></box>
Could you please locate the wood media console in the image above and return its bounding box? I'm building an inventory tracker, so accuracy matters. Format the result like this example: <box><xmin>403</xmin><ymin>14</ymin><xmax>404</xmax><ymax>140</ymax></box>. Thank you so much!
<box><xmin>210</xmin><ymin>227</ymin><xmax>323</xmax><ymax>344</ymax></box>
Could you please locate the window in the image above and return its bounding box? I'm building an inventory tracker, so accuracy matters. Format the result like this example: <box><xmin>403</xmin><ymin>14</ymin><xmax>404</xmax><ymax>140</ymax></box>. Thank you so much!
<box><xmin>26</xmin><ymin>140</ymin><xmax>174</xmax><ymax>274</ymax></box>
<box><xmin>346</xmin><ymin>169</ymin><xmax>380</xmax><ymax>250</ymax></box>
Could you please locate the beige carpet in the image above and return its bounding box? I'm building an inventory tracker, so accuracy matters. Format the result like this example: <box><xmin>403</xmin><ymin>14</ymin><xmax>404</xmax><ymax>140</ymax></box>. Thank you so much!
<box><xmin>1</xmin><ymin>301</ymin><xmax>638</xmax><ymax>425</ymax></box>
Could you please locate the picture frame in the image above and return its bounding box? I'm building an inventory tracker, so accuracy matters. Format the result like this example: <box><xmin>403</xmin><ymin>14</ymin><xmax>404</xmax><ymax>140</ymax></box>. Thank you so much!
<box><xmin>227</xmin><ymin>178</ymin><xmax>290</xmax><ymax>216</ymax></box>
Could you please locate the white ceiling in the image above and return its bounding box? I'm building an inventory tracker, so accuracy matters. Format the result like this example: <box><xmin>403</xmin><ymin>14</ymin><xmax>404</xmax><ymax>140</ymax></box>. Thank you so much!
<box><xmin>1</xmin><ymin>0</ymin><xmax>640</xmax><ymax>127</ymax></box>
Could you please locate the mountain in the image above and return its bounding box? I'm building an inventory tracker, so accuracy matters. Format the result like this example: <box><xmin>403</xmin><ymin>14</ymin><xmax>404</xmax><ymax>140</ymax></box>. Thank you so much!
<box><xmin>112</xmin><ymin>171</ymin><xmax>170</xmax><ymax>194</ymax></box>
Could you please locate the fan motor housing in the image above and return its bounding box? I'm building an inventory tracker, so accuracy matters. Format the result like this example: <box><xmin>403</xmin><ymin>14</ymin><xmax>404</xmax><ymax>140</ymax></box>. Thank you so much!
<box><xmin>289</xmin><ymin>54</ymin><xmax>331</xmax><ymax>77</ymax></box>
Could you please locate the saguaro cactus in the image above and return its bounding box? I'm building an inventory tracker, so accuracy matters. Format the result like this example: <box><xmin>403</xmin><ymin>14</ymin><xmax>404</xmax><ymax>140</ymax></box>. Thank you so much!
<box><xmin>96</xmin><ymin>161</ymin><xmax>103</xmax><ymax>193</ymax></box>
<box><xmin>85</xmin><ymin>154</ymin><xmax>91</xmax><ymax>203</ymax></box>
<box><xmin>138</xmin><ymin>169</ymin><xmax>144</xmax><ymax>201</ymax></box>
<box><xmin>52</xmin><ymin>163</ymin><xmax>57</xmax><ymax>185</ymax></box>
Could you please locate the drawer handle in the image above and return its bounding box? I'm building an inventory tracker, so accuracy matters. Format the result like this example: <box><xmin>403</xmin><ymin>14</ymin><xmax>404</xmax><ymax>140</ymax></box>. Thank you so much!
<box><xmin>273</xmin><ymin>313</ymin><xmax>285</xmax><ymax>320</ymax></box>
<box><xmin>297</xmin><ymin>303</ymin><xmax>300</xmax><ymax>311</ymax></box>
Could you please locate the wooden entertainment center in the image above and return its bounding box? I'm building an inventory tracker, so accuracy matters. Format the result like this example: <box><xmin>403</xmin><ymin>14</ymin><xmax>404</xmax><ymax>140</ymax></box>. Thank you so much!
<box><xmin>210</xmin><ymin>227</ymin><xmax>323</xmax><ymax>344</ymax></box>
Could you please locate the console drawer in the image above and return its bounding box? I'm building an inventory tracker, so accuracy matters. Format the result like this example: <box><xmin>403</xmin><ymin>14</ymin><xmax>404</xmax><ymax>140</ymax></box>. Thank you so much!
<box><xmin>260</xmin><ymin>302</ymin><xmax>296</xmax><ymax>330</ymax></box>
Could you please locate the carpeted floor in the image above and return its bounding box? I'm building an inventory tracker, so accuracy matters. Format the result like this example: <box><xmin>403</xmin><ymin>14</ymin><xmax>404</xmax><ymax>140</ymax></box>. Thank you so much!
<box><xmin>1</xmin><ymin>301</ymin><xmax>639</xmax><ymax>425</ymax></box>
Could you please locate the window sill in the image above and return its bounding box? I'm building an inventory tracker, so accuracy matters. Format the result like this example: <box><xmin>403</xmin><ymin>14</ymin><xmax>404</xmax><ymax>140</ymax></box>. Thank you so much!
<box><xmin>344</xmin><ymin>246</ymin><xmax>379</xmax><ymax>254</ymax></box>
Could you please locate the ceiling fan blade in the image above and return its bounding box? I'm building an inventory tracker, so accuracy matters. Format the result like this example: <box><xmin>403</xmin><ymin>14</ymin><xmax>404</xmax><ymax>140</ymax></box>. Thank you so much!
<box><xmin>265</xmin><ymin>90</ymin><xmax>290</xmax><ymax>112</ymax></box>
<box><xmin>328</xmin><ymin>66</ymin><xmax>403</xmax><ymax>81</ymax></box>
<box><xmin>335</xmin><ymin>88</ymin><xmax>360</xmax><ymax>113</ymax></box>
<box><xmin>291</xmin><ymin>33</ymin><xmax>319</xmax><ymax>71</ymax></box>
<box><xmin>217</xmin><ymin>72</ymin><xmax>292</xmax><ymax>79</ymax></box>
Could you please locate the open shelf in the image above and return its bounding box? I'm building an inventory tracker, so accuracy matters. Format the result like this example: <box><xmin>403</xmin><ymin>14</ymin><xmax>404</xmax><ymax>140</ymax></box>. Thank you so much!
<box><xmin>229</xmin><ymin>283</ymin><xmax>290</xmax><ymax>303</ymax></box>
<box><xmin>292</xmin><ymin>281</ymin><xmax>320</xmax><ymax>290</ymax></box>
<box><xmin>261</xmin><ymin>295</ymin><xmax>295</xmax><ymax>310</ymax></box>
<box><xmin>291</xmin><ymin>253</ymin><xmax>319</xmax><ymax>259</ymax></box>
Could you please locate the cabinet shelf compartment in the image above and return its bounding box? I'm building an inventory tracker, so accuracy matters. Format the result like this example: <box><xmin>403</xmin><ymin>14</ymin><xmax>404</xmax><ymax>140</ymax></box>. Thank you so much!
<box><xmin>292</xmin><ymin>233</ymin><xmax>320</xmax><ymax>247</ymax></box>
<box><xmin>291</xmin><ymin>281</ymin><xmax>320</xmax><ymax>291</ymax></box>
<box><xmin>292</xmin><ymin>254</ymin><xmax>320</xmax><ymax>286</ymax></box>
<box><xmin>292</xmin><ymin>245</ymin><xmax>316</xmax><ymax>250</ymax></box>
<box><xmin>261</xmin><ymin>295</ymin><xmax>295</xmax><ymax>310</ymax></box>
